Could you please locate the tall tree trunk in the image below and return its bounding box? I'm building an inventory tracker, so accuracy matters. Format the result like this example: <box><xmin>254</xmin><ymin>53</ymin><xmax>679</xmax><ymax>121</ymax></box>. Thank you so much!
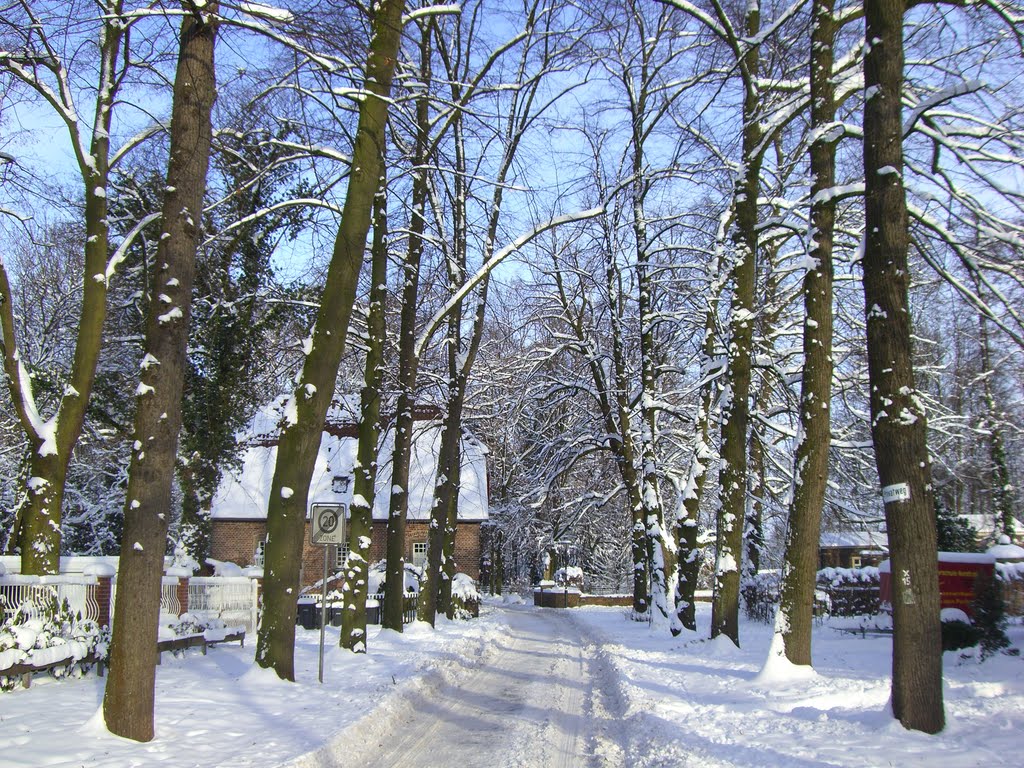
<box><xmin>677</xmin><ymin>329</ymin><xmax>715</xmax><ymax>631</ymax></box>
<box><xmin>255</xmin><ymin>0</ymin><xmax>407</xmax><ymax>679</ymax></box>
<box><xmin>420</xmin><ymin>382</ymin><xmax>461</xmax><ymax>624</ymax></box>
<box><xmin>440</xmin><ymin>423</ymin><xmax>462</xmax><ymax>618</ymax></box>
<box><xmin>776</xmin><ymin>0</ymin><xmax>837</xmax><ymax>667</ymax></box>
<box><xmin>974</xmin><ymin>279</ymin><xmax>1014</xmax><ymax>539</ymax></box>
<box><xmin>0</xmin><ymin>6</ymin><xmax>126</xmax><ymax>575</ymax></box>
<box><xmin>631</xmin><ymin>102</ymin><xmax>676</xmax><ymax>631</ymax></box>
<box><xmin>676</xmin><ymin>223</ymin><xmax>727</xmax><ymax>632</ymax></box>
<box><xmin>712</xmin><ymin>0</ymin><xmax>762</xmax><ymax>645</ymax></box>
<box><xmin>419</xmin><ymin>53</ymin><xmax>463</xmax><ymax>623</ymax></box>
<box><xmin>103</xmin><ymin>5</ymin><xmax>217</xmax><ymax>741</ymax></box>
<box><xmin>603</xmin><ymin>223</ymin><xmax>650</xmax><ymax>618</ymax></box>
<box><xmin>863</xmin><ymin>0</ymin><xmax>944</xmax><ymax>733</ymax></box>
<box><xmin>340</xmin><ymin>175</ymin><xmax>388</xmax><ymax>652</ymax></box>
<box><xmin>382</xmin><ymin>23</ymin><xmax>431</xmax><ymax>632</ymax></box>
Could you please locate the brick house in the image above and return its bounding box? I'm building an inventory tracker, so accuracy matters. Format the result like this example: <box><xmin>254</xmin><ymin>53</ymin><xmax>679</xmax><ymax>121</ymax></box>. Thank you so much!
<box><xmin>209</xmin><ymin>397</ymin><xmax>489</xmax><ymax>587</ymax></box>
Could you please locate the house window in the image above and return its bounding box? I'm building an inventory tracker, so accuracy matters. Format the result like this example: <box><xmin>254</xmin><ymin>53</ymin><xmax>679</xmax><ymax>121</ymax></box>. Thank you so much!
<box><xmin>254</xmin><ymin>539</ymin><xmax>267</xmax><ymax>567</ymax></box>
<box><xmin>851</xmin><ymin>555</ymin><xmax>862</xmax><ymax>568</ymax></box>
<box><xmin>335</xmin><ymin>542</ymin><xmax>351</xmax><ymax>571</ymax></box>
<box><xmin>332</xmin><ymin>475</ymin><xmax>351</xmax><ymax>495</ymax></box>
<box><xmin>412</xmin><ymin>542</ymin><xmax>428</xmax><ymax>569</ymax></box>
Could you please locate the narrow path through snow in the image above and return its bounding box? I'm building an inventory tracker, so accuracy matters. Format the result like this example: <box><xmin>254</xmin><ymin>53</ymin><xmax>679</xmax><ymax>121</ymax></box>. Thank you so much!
<box><xmin>296</xmin><ymin>607</ymin><xmax>634</xmax><ymax>768</ymax></box>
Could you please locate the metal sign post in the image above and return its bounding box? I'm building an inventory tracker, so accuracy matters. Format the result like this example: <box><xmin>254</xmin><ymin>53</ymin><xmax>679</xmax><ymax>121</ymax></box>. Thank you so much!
<box><xmin>310</xmin><ymin>503</ymin><xmax>346</xmax><ymax>684</ymax></box>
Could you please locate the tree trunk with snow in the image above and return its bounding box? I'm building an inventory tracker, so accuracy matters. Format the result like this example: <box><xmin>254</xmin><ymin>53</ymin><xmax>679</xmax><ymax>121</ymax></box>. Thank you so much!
<box><xmin>634</xmin><ymin>214</ymin><xmax>675</xmax><ymax>629</ymax></box>
<box><xmin>712</xmin><ymin>0</ymin><xmax>762</xmax><ymax>646</ymax></box>
<box><xmin>382</xmin><ymin>23</ymin><xmax>431</xmax><ymax>633</ymax></box>
<box><xmin>975</xmin><ymin>280</ymin><xmax>1014</xmax><ymax>540</ymax></box>
<box><xmin>255</xmin><ymin>0</ymin><xmax>407</xmax><ymax>679</ymax></box>
<box><xmin>862</xmin><ymin>0</ymin><xmax>944</xmax><ymax>732</ymax></box>
<box><xmin>440</xmin><ymin>423</ymin><xmax>463</xmax><ymax>618</ymax></box>
<box><xmin>776</xmin><ymin>0</ymin><xmax>837</xmax><ymax>668</ymax></box>
<box><xmin>416</xmin><ymin>14</ymin><xmax>459</xmax><ymax>627</ymax></box>
<box><xmin>341</xmin><ymin>177</ymin><xmax>388</xmax><ymax>653</ymax></box>
<box><xmin>103</xmin><ymin>5</ymin><xmax>217</xmax><ymax>741</ymax></box>
<box><xmin>420</xmin><ymin>381</ymin><xmax>461</xmax><ymax>624</ymax></box>
<box><xmin>677</xmin><ymin>274</ymin><xmax>723</xmax><ymax>631</ymax></box>
<box><xmin>605</xmin><ymin>242</ymin><xmax>650</xmax><ymax>619</ymax></box>
<box><xmin>0</xmin><ymin>4</ymin><xmax>128</xmax><ymax>575</ymax></box>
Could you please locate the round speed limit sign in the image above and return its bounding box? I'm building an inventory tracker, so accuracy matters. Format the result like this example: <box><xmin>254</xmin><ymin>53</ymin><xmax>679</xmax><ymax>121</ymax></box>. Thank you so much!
<box><xmin>310</xmin><ymin>503</ymin><xmax>347</xmax><ymax>545</ymax></box>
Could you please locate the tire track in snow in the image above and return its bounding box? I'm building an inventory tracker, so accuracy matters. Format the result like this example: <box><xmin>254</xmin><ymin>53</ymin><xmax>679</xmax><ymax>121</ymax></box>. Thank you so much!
<box><xmin>295</xmin><ymin>606</ymin><xmax>630</xmax><ymax>768</ymax></box>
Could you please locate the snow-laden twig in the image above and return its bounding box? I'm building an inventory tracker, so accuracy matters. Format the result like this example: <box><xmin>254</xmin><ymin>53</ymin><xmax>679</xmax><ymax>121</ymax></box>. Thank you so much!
<box><xmin>415</xmin><ymin>207</ymin><xmax>605</xmax><ymax>359</ymax></box>
<box><xmin>903</xmin><ymin>79</ymin><xmax>983</xmax><ymax>138</ymax></box>
<box><xmin>105</xmin><ymin>213</ymin><xmax>161</xmax><ymax>284</ymax></box>
<box><xmin>404</xmin><ymin>4</ymin><xmax>461</xmax><ymax>24</ymax></box>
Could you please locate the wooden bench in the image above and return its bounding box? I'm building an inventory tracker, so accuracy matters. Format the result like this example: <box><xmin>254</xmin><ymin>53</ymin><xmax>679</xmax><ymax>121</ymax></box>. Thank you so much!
<box><xmin>156</xmin><ymin>628</ymin><xmax>245</xmax><ymax>663</ymax></box>
<box><xmin>1</xmin><ymin>652</ymin><xmax>105</xmax><ymax>690</ymax></box>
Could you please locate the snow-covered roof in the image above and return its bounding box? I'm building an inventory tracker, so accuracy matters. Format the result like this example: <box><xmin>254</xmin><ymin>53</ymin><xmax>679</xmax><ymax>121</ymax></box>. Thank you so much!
<box><xmin>819</xmin><ymin>530</ymin><xmax>889</xmax><ymax>550</ymax></box>
<box><xmin>210</xmin><ymin>399</ymin><xmax>488</xmax><ymax>522</ymax></box>
<box><xmin>959</xmin><ymin>514</ymin><xmax>1021</xmax><ymax>537</ymax></box>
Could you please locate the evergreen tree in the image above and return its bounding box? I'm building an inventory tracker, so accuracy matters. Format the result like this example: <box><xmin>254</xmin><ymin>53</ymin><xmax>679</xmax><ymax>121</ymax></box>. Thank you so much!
<box><xmin>935</xmin><ymin>497</ymin><xmax>978</xmax><ymax>553</ymax></box>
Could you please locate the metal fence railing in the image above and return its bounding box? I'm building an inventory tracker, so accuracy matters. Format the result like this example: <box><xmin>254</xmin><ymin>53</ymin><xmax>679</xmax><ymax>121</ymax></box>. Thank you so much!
<box><xmin>161</xmin><ymin>578</ymin><xmax>182</xmax><ymax>617</ymax></box>
<box><xmin>2</xmin><ymin>573</ymin><xmax>261</xmax><ymax>635</ymax></box>
<box><xmin>364</xmin><ymin>592</ymin><xmax>418</xmax><ymax>625</ymax></box>
<box><xmin>188</xmin><ymin>577</ymin><xmax>260</xmax><ymax>632</ymax></box>
<box><xmin>0</xmin><ymin>578</ymin><xmax>101</xmax><ymax>624</ymax></box>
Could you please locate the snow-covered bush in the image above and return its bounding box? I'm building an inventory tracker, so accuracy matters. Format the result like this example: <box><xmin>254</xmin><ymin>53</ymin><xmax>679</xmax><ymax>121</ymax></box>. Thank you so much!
<box><xmin>972</xmin><ymin>578</ymin><xmax>1010</xmax><ymax>659</ymax></box>
<box><xmin>164</xmin><ymin>612</ymin><xmax>228</xmax><ymax>638</ymax></box>
<box><xmin>450</xmin><ymin>573</ymin><xmax>480</xmax><ymax>620</ymax></box>
<box><xmin>816</xmin><ymin>566</ymin><xmax>881</xmax><ymax>586</ymax></box>
<box><xmin>941</xmin><ymin>616</ymin><xmax>980</xmax><ymax>652</ymax></box>
<box><xmin>816</xmin><ymin>567</ymin><xmax>881</xmax><ymax>617</ymax></box>
<box><xmin>365</xmin><ymin>561</ymin><xmax>423</xmax><ymax>596</ymax></box>
<box><xmin>0</xmin><ymin>593</ymin><xmax>108</xmax><ymax>691</ymax></box>
<box><xmin>741</xmin><ymin>571</ymin><xmax>780</xmax><ymax>623</ymax></box>
<box><xmin>741</xmin><ymin>567</ymin><xmax>882</xmax><ymax>623</ymax></box>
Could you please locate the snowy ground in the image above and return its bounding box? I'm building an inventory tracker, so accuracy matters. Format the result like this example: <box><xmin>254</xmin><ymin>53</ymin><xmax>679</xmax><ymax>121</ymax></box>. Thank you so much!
<box><xmin>2</xmin><ymin>600</ymin><xmax>1022</xmax><ymax>767</ymax></box>
<box><xmin>566</xmin><ymin>606</ymin><xmax>1024</xmax><ymax>767</ymax></box>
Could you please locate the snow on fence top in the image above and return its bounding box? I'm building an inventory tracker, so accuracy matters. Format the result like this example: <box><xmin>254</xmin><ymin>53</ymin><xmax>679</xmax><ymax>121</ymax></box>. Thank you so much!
<box><xmin>0</xmin><ymin>556</ymin><xmax>153</xmax><ymax>577</ymax></box>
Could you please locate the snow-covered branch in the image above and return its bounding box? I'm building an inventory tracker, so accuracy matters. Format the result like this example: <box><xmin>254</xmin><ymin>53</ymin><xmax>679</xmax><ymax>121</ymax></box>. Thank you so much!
<box><xmin>415</xmin><ymin>207</ymin><xmax>605</xmax><ymax>359</ymax></box>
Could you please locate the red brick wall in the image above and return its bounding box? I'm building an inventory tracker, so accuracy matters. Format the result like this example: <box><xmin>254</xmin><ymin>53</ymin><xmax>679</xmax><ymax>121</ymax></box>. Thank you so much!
<box><xmin>210</xmin><ymin>519</ymin><xmax>482</xmax><ymax>586</ymax></box>
<box><xmin>210</xmin><ymin>520</ymin><xmax>267</xmax><ymax>568</ymax></box>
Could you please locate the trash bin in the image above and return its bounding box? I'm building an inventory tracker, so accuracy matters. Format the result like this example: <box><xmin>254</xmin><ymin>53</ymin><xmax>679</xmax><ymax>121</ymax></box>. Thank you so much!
<box><xmin>296</xmin><ymin>599</ymin><xmax>318</xmax><ymax>629</ymax></box>
<box><xmin>366</xmin><ymin>598</ymin><xmax>381</xmax><ymax>625</ymax></box>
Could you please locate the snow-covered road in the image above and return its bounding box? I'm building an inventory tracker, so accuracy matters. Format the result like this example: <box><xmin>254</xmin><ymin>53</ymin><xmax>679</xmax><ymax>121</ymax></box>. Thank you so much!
<box><xmin>299</xmin><ymin>607</ymin><xmax>636</xmax><ymax>768</ymax></box>
<box><xmin>9</xmin><ymin>601</ymin><xmax>1024</xmax><ymax>767</ymax></box>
